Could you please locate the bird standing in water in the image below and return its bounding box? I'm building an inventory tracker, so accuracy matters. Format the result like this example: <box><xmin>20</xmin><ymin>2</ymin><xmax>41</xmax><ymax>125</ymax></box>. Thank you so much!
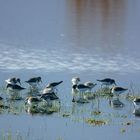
<box><xmin>72</xmin><ymin>77</ymin><xmax>80</xmax><ymax>85</ymax></box>
<box><xmin>45</xmin><ymin>81</ymin><xmax>63</xmax><ymax>92</ymax></box>
<box><xmin>25</xmin><ymin>77</ymin><xmax>42</xmax><ymax>89</ymax></box>
<box><xmin>111</xmin><ymin>86</ymin><xmax>128</xmax><ymax>96</ymax></box>
<box><xmin>84</xmin><ymin>81</ymin><xmax>97</xmax><ymax>92</ymax></box>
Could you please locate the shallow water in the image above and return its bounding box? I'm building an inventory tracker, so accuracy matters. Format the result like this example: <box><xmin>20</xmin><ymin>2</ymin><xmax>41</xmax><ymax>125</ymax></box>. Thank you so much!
<box><xmin>0</xmin><ymin>0</ymin><xmax>140</xmax><ymax>140</ymax></box>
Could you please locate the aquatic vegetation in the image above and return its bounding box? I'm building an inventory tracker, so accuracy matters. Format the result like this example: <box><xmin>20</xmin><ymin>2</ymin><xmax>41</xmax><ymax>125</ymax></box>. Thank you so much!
<box><xmin>85</xmin><ymin>118</ymin><xmax>107</xmax><ymax>126</ymax></box>
<box><xmin>0</xmin><ymin>104</ymin><xmax>9</xmax><ymax>109</ymax></box>
<box><xmin>120</xmin><ymin>128</ymin><xmax>126</xmax><ymax>133</ymax></box>
<box><xmin>84</xmin><ymin>92</ymin><xmax>95</xmax><ymax>100</ymax></box>
<box><xmin>62</xmin><ymin>113</ymin><xmax>71</xmax><ymax>117</ymax></box>
<box><xmin>95</xmin><ymin>87</ymin><xmax>113</xmax><ymax>97</ymax></box>
<box><xmin>121</xmin><ymin>121</ymin><xmax>132</xmax><ymax>126</ymax></box>
<box><xmin>125</xmin><ymin>94</ymin><xmax>135</xmax><ymax>101</ymax></box>
<box><xmin>56</xmin><ymin>137</ymin><xmax>64</xmax><ymax>140</ymax></box>
<box><xmin>90</xmin><ymin>111</ymin><xmax>102</xmax><ymax>115</ymax></box>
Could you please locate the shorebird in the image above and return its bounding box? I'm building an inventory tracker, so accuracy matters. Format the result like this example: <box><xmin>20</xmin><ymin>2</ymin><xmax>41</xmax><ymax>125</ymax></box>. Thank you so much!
<box><xmin>37</xmin><ymin>86</ymin><xmax>58</xmax><ymax>99</ymax></box>
<box><xmin>46</xmin><ymin>81</ymin><xmax>63</xmax><ymax>88</ymax></box>
<box><xmin>72</xmin><ymin>77</ymin><xmax>80</xmax><ymax>85</ymax></box>
<box><xmin>133</xmin><ymin>98</ymin><xmax>140</xmax><ymax>107</ymax></box>
<box><xmin>111</xmin><ymin>86</ymin><xmax>128</xmax><ymax>96</ymax></box>
<box><xmin>73</xmin><ymin>84</ymin><xmax>91</xmax><ymax>93</ymax></box>
<box><xmin>72</xmin><ymin>77</ymin><xmax>91</xmax><ymax>95</ymax></box>
<box><xmin>25</xmin><ymin>77</ymin><xmax>42</xmax><ymax>88</ymax></box>
<box><xmin>42</xmin><ymin>87</ymin><xmax>54</xmax><ymax>94</ymax></box>
<box><xmin>40</xmin><ymin>92</ymin><xmax>59</xmax><ymax>101</ymax></box>
<box><xmin>6</xmin><ymin>84</ymin><xmax>25</xmax><ymax>91</ymax></box>
<box><xmin>25</xmin><ymin>96</ymin><xmax>41</xmax><ymax>105</ymax></box>
<box><xmin>5</xmin><ymin>77</ymin><xmax>21</xmax><ymax>85</ymax></box>
<box><xmin>84</xmin><ymin>81</ymin><xmax>97</xmax><ymax>92</ymax></box>
<box><xmin>72</xmin><ymin>84</ymin><xmax>91</xmax><ymax>99</ymax></box>
<box><xmin>45</xmin><ymin>81</ymin><xmax>63</xmax><ymax>92</ymax></box>
<box><xmin>97</xmin><ymin>78</ymin><xmax>116</xmax><ymax>86</ymax></box>
<box><xmin>38</xmin><ymin>86</ymin><xmax>59</xmax><ymax>100</ymax></box>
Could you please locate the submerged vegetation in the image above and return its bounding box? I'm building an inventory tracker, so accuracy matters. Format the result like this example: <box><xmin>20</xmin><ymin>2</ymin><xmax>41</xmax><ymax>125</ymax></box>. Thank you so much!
<box><xmin>85</xmin><ymin>118</ymin><xmax>107</xmax><ymax>126</ymax></box>
<box><xmin>0</xmin><ymin>77</ymin><xmax>140</xmax><ymax>140</ymax></box>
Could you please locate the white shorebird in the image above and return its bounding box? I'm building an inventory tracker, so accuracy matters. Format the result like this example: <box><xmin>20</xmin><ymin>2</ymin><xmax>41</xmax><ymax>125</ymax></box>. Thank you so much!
<box><xmin>97</xmin><ymin>78</ymin><xmax>116</xmax><ymax>86</ymax></box>
<box><xmin>72</xmin><ymin>77</ymin><xmax>96</xmax><ymax>92</ymax></box>
<box><xmin>39</xmin><ymin>86</ymin><xmax>59</xmax><ymax>100</ymax></box>
<box><xmin>74</xmin><ymin>84</ymin><xmax>91</xmax><ymax>93</ymax></box>
<box><xmin>72</xmin><ymin>77</ymin><xmax>91</xmax><ymax>93</ymax></box>
<box><xmin>111</xmin><ymin>86</ymin><xmax>128</xmax><ymax>96</ymax></box>
<box><xmin>5</xmin><ymin>77</ymin><xmax>21</xmax><ymax>85</ymax></box>
<box><xmin>72</xmin><ymin>77</ymin><xmax>80</xmax><ymax>85</ymax></box>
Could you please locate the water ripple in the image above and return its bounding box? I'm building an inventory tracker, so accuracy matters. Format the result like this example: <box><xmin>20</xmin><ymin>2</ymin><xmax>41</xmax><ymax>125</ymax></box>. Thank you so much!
<box><xmin>0</xmin><ymin>43</ymin><xmax>140</xmax><ymax>73</ymax></box>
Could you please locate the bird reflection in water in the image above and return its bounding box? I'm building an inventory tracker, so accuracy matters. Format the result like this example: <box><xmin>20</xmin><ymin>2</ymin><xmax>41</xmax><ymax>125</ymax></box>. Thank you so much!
<box><xmin>109</xmin><ymin>97</ymin><xmax>124</xmax><ymax>108</ymax></box>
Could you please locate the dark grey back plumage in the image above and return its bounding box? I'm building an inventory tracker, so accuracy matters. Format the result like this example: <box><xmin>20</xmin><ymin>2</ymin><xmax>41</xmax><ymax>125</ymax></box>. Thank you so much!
<box><xmin>97</xmin><ymin>78</ymin><xmax>116</xmax><ymax>85</ymax></box>
<box><xmin>25</xmin><ymin>77</ymin><xmax>42</xmax><ymax>83</ymax></box>
<box><xmin>113</xmin><ymin>87</ymin><xmax>127</xmax><ymax>91</ymax></box>
<box><xmin>134</xmin><ymin>98</ymin><xmax>140</xmax><ymax>103</ymax></box>
<box><xmin>6</xmin><ymin>84</ymin><xmax>25</xmax><ymax>90</ymax></box>
<box><xmin>40</xmin><ymin>92</ymin><xmax>59</xmax><ymax>100</ymax></box>
<box><xmin>77</xmin><ymin>84</ymin><xmax>90</xmax><ymax>89</ymax></box>
<box><xmin>46</xmin><ymin>81</ymin><xmax>63</xmax><ymax>88</ymax></box>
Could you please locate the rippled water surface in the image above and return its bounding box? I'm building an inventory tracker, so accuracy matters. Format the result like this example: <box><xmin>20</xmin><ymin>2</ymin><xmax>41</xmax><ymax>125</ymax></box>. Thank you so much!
<box><xmin>0</xmin><ymin>0</ymin><xmax>140</xmax><ymax>140</ymax></box>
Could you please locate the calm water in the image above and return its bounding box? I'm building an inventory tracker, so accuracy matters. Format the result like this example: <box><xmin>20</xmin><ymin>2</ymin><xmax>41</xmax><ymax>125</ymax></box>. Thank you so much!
<box><xmin>0</xmin><ymin>0</ymin><xmax>140</xmax><ymax>140</ymax></box>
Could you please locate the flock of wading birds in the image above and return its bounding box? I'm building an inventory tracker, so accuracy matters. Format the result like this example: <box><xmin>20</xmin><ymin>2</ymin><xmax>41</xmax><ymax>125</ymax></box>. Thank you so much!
<box><xmin>1</xmin><ymin>76</ymin><xmax>140</xmax><ymax>115</ymax></box>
